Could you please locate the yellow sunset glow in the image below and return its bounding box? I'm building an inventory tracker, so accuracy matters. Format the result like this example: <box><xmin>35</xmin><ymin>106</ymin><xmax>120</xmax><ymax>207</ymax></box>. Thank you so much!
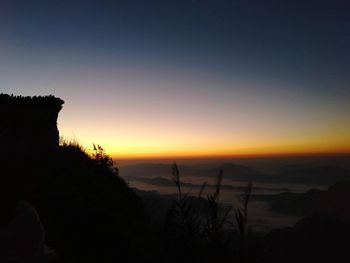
<box><xmin>60</xmin><ymin>118</ymin><xmax>350</xmax><ymax>159</ymax></box>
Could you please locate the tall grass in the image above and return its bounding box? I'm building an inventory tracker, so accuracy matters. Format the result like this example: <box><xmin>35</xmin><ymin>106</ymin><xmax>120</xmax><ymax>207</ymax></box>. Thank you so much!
<box><xmin>164</xmin><ymin>162</ymin><xmax>254</xmax><ymax>262</ymax></box>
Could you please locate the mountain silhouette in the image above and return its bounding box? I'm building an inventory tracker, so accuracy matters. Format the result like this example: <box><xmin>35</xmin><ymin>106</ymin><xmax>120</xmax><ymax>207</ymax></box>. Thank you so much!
<box><xmin>260</xmin><ymin>213</ymin><xmax>350</xmax><ymax>263</ymax></box>
<box><xmin>122</xmin><ymin>162</ymin><xmax>350</xmax><ymax>186</ymax></box>
<box><xmin>276</xmin><ymin>164</ymin><xmax>350</xmax><ymax>185</ymax></box>
<box><xmin>258</xmin><ymin>180</ymin><xmax>350</xmax><ymax>219</ymax></box>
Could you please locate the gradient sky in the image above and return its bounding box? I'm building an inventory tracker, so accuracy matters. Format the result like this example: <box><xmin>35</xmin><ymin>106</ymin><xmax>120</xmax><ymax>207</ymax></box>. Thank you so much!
<box><xmin>1</xmin><ymin>0</ymin><xmax>349</xmax><ymax>158</ymax></box>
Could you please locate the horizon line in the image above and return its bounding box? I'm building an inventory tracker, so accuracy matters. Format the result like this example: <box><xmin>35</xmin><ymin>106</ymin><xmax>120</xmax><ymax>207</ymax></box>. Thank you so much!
<box><xmin>111</xmin><ymin>151</ymin><xmax>350</xmax><ymax>160</ymax></box>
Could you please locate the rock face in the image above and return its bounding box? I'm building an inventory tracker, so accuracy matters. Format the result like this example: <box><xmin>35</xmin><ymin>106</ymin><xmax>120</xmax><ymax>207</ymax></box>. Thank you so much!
<box><xmin>0</xmin><ymin>94</ymin><xmax>64</xmax><ymax>201</ymax></box>
<box><xmin>0</xmin><ymin>94</ymin><xmax>64</xmax><ymax>157</ymax></box>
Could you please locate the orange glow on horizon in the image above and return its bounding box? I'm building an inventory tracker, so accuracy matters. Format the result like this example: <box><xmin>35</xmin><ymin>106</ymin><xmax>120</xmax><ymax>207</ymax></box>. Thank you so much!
<box><xmin>60</xmin><ymin>121</ymin><xmax>350</xmax><ymax>160</ymax></box>
<box><xmin>108</xmin><ymin>149</ymin><xmax>350</xmax><ymax>160</ymax></box>
<box><xmin>73</xmin><ymin>138</ymin><xmax>350</xmax><ymax>160</ymax></box>
<box><xmin>109</xmin><ymin>149</ymin><xmax>350</xmax><ymax>160</ymax></box>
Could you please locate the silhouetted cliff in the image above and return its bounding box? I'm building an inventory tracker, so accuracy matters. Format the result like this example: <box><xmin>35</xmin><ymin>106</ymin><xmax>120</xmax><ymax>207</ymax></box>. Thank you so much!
<box><xmin>0</xmin><ymin>94</ymin><xmax>64</xmax><ymax>157</ymax></box>
<box><xmin>0</xmin><ymin>94</ymin><xmax>64</xmax><ymax>202</ymax></box>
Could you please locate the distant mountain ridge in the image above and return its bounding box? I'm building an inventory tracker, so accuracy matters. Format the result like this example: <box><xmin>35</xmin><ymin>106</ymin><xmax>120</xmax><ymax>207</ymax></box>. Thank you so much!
<box><xmin>120</xmin><ymin>163</ymin><xmax>202</xmax><ymax>178</ymax></box>
<box><xmin>132</xmin><ymin>176</ymin><xmax>289</xmax><ymax>192</ymax></box>
<box><xmin>255</xmin><ymin>180</ymin><xmax>350</xmax><ymax>221</ymax></box>
<box><xmin>276</xmin><ymin>164</ymin><xmax>350</xmax><ymax>184</ymax></box>
<box><xmin>120</xmin><ymin>162</ymin><xmax>350</xmax><ymax>186</ymax></box>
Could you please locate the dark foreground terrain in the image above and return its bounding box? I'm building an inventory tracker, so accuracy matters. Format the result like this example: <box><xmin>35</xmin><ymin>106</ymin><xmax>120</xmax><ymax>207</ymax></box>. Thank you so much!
<box><xmin>37</xmin><ymin>144</ymin><xmax>350</xmax><ymax>263</ymax></box>
<box><xmin>1</xmin><ymin>95</ymin><xmax>349</xmax><ymax>263</ymax></box>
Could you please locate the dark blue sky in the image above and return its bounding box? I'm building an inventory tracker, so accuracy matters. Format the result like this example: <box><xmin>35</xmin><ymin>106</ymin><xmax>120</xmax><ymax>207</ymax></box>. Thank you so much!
<box><xmin>1</xmin><ymin>0</ymin><xmax>349</xmax><ymax>157</ymax></box>
<box><xmin>3</xmin><ymin>0</ymin><xmax>349</xmax><ymax>83</ymax></box>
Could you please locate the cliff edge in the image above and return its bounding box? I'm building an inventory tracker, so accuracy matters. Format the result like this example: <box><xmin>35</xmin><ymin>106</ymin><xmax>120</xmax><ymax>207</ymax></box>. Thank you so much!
<box><xmin>0</xmin><ymin>94</ymin><xmax>64</xmax><ymax>157</ymax></box>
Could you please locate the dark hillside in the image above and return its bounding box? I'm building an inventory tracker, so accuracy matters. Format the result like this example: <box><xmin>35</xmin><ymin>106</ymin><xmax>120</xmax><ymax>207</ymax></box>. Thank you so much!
<box><xmin>37</xmin><ymin>144</ymin><xmax>147</xmax><ymax>263</ymax></box>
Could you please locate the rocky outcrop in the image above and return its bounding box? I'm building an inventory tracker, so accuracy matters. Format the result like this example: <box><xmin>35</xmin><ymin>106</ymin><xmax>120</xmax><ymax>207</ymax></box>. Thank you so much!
<box><xmin>0</xmin><ymin>94</ymin><xmax>64</xmax><ymax>157</ymax></box>
<box><xmin>0</xmin><ymin>94</ymin><xmax>64</xmax><ymax>202</ymax></box>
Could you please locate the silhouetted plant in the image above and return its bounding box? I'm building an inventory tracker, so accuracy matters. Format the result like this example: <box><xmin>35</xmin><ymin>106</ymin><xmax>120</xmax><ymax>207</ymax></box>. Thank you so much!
<box><xmin>202</xmin><ymin>170</ymin><xmax>233</xmax><ymax>262</ymax></box>
<box><xmin>233</xmin><ymin>182</ymin><xmax>253</xmax><ymax>263</ymax></box>
<box><xmin>235</xmin><ymin>182</ymin><xmax>252</xmax><ymax>242</ymax></box>
<box><xmin>171</xmin><ymin>162</ymin><xmax>182</xmax><ymax>198</ymax></box>
<box><xmin>198</xmin><ymin>181</ymin><xmax>207</xmax><ymax>198</ymax></box>
<box><xmin>163</xmin><ymin>163</ymin><xmax>205</xmax><ymax>262</ymax></box>
<box><xmin>92</xmin><ymin>143</ymin><xmax>119</xmax><ymax>176</ymax></box>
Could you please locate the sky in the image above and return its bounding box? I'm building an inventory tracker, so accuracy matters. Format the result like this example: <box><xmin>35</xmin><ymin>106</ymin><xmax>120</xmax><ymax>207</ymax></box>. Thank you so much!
<box><xmin>1</xmin><ymin>0</ymin><xmax>350</xmax><ymax>158</ymax></box>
